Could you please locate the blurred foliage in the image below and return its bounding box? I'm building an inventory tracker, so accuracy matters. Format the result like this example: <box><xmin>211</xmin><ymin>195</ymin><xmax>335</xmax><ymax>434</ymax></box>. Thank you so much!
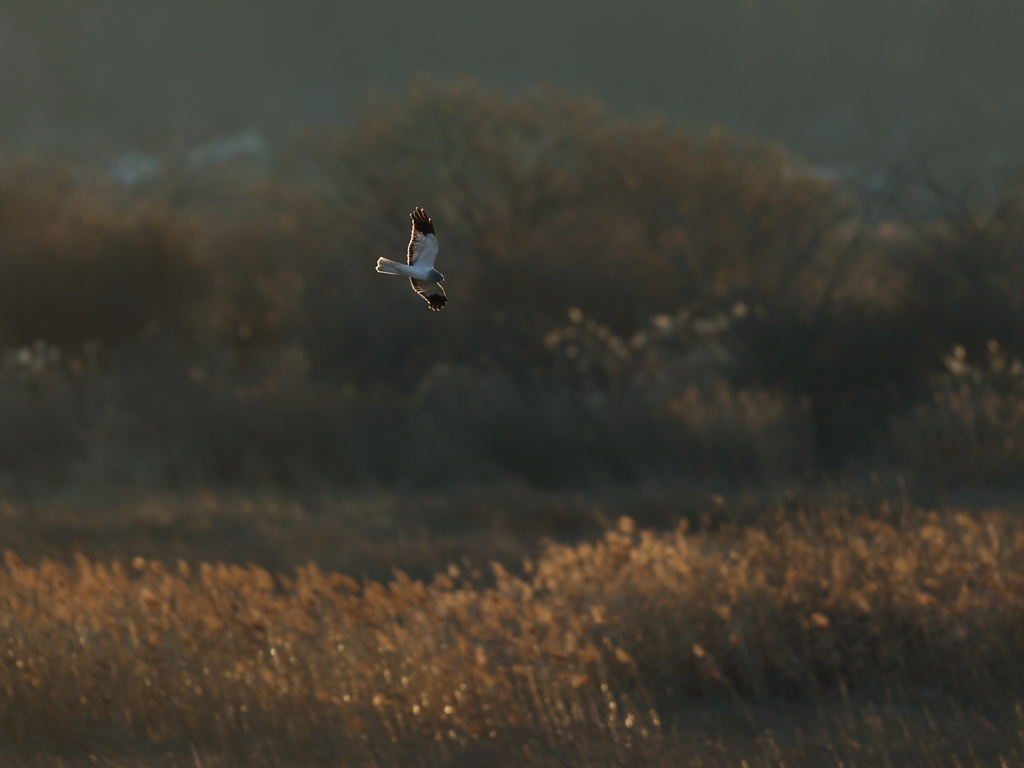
<box><xmin>0</xmin><ymin>167</ymin><xmax>204</xmax><ymax>351</ymax></box>
<box><xmin>887</xmin><ymin>341</ymin><xmax>1024</xmax><ymax>485</ymax></box>
<box><xmin>0</xmin><ymin>82</ymin><xmax>1021</xmax><ymax>492</ymax></box>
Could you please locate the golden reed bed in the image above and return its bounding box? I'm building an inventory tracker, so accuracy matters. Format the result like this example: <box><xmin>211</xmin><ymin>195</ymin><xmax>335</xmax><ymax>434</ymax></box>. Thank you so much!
<box><xmin>1</xmin><ymin>504</ymin><xmax>1022</xmax><ymax>765</ymax></box>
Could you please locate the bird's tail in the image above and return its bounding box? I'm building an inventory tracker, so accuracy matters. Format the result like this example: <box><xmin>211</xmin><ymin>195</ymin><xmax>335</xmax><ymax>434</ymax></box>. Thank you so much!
<box><xmin>375</xmin><ymin>257</ymin><xmax>411</xmax><ymax>276</ymax></box>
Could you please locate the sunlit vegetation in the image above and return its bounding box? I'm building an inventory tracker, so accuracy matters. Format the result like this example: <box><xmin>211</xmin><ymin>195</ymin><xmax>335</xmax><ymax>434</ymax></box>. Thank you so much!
<box><xmin>2</xmin><ymin>503</ymin><xmax>1024</xmax><ymax>766</ymax></box>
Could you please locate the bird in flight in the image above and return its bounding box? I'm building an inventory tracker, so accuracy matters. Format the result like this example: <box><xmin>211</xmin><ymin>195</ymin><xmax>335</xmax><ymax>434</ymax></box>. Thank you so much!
<box><xmin>375</xmin><ymin>207</ymin><xmax>447</xmax><ymax>310</ymax></box>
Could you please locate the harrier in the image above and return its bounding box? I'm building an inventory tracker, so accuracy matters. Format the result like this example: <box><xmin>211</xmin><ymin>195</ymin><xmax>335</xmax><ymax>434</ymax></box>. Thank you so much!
<box><xmin>375</xmin><ymin>207</ymin><xmax>447</xmax><ymax>310</ymax></box>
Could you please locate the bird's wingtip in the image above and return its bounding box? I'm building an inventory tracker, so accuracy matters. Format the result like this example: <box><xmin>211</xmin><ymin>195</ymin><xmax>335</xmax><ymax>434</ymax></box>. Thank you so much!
<box><xmin>410</xmin><ymin>207</ymin><xmax>434</xmax><ymax>234</ymax></box>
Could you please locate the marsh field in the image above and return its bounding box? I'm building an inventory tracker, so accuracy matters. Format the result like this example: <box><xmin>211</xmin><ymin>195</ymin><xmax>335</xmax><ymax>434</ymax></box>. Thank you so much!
<box><xmin>1</xmin><ymin>82</ymin><xmax>1024</xmax><ymax>766</ymax></box>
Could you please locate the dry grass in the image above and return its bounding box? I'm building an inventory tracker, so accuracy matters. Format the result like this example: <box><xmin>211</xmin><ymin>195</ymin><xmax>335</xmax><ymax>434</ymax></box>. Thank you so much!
<box><xmin>2</xmin><ymin>498</ymin><xmax>1023</xmax><ymax>766</ymax></box>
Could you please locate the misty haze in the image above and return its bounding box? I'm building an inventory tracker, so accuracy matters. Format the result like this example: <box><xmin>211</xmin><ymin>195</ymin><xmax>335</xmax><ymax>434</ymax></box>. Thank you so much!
<box><xmin>2</xmin><ymin>0</ymin><xmax>1022</xmax><ymax>169</ymax></box>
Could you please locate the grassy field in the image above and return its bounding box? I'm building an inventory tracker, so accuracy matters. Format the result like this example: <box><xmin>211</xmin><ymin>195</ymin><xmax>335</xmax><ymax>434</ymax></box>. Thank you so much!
<box><xmin>1</xmin><ymin>488</ymin><xmax>1023</xmax><ymax>766</ymax></box>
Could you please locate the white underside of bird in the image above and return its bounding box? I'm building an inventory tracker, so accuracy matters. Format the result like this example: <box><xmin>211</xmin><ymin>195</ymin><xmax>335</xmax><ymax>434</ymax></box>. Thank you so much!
<box><xmin>374</xmin><ymin>259</ymin><xmax>439</xmax><ymax>281</ymax></box>
<box><xmin>375</xmin><ymin>207</ymin><xmax>447</xmax><ymax>310</ymax></box>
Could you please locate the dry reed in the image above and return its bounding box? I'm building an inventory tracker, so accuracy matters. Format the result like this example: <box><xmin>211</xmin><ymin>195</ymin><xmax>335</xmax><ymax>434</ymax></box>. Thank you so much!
<box><xmin>1</xmin><ymin>502</ymin><xmax>1022</xmax><ymax>765</ymax></box>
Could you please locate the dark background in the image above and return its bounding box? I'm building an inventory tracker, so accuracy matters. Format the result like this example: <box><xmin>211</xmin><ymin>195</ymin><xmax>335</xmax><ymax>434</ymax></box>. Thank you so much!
<box><xmin>1</xmin><ymin>0</ymin><xmax>1021</xmax><ymax>170</ymax></box>
<box><xmin>0</xmin><ymin>1</ymin><xmax>1021</xmax><ymax>506</ymax></box>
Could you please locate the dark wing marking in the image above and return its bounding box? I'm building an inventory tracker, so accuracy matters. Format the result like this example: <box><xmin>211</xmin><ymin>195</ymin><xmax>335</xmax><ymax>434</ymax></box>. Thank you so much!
<box><xmin>410</xmin><ymin>278</ymin><xmax>447</xmax><ymax>310</ymax></box>
<box><xmin>407</xmin><ymin>207</ymin><xmax>436</xmax><ymax>265</ymax></box>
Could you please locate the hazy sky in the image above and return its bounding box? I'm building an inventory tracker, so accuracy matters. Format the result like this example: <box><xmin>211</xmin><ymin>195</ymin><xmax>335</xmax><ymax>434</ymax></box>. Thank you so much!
<box><xmin>1</xmin><ymin>0</ymin><xmax>1020</xmax><ymax>168</ymax></box>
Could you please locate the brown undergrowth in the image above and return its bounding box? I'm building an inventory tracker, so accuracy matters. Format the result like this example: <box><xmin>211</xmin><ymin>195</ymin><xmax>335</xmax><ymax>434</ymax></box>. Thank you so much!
<box><xmin>1</xmin><ymin>503</ymin><xmax>1023</xmax><ymax>764</ymax></box>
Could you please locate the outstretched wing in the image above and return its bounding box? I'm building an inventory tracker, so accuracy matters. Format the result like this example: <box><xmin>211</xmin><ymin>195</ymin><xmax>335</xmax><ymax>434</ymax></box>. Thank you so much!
<box><xmin>410</xmin><ymin>278</ymin><xmax>447</xmax><ymax>311</ymax></box>
<box><xmin>407</xmin><ymin>207</ymin><xmax>438</xmax><ymax>268</ymax></box>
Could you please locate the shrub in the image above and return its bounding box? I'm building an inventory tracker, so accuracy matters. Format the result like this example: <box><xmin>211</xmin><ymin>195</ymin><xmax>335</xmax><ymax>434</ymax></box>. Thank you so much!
<box><xmin>886</xmin><ymin>341</ymin><xmax>1024</xmax><ymax>485</ymax></box>
<box><xmin>0</xmin><ymin>166</ymin><xmax>204</xmax><ymax>354</ymax></box>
